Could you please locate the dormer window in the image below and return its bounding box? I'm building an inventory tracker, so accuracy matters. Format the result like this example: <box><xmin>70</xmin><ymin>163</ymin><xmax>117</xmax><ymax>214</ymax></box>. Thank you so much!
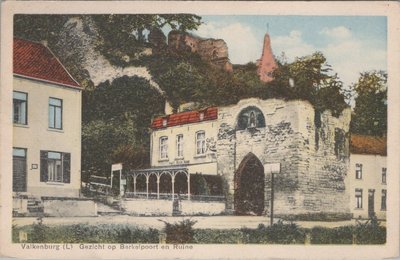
<box><xmin>162</xmin><ymin>118</ymin><xmax>167</xmax><ymax>127</ymax></box>
<box><xmin>199</xmin><ymin>112</ymin><xmax>204</xmax><ymax>121</ymax></box>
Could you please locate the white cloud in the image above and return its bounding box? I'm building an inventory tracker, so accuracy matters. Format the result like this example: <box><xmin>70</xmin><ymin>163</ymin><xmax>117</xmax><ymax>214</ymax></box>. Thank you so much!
<box><xmin>272</xmin><ymin>30</ymin><xmax>315</xmax><ymax>62</ymax></box>
<box><xmin>320</xmin><ymin>26</ymin><xmax>352</xmax><ymax>39</ymax></box>
<box><xmin>195</xmin><ymin>22</ymin><xmax>261</xmax><ymax>64</ymax></box>
<box><xmin>272</xmin><ymin>27</ymin><xmax>386</xmax><ymax>87</ymax></box>
<box><xmin>318</xmin><ymin>27</ymin><xmax>386</xmax><ymax>86</ymax></box>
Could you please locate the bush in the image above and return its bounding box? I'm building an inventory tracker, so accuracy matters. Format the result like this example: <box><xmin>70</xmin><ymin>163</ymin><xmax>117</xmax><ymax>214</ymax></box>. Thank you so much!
<box><xmin>263</xmin><ymin>222</ymin><xmax>305</xmax><ymax>244</ymax></box>
<box><xmin>13</xmin><ymin>224</ymin><xmax>159</xmax><ymax>243</ymax></box>
<box><xmin>193</xmin><ymin>229</ymin><xmax>243</xmax><ymax>244</ymax></box>
<box><xmin>160</xmin><ymin>219</ymin><xmax>197</xmax><ymax>244</ymax></box>
<box><xmin>354</xmin><ymin>216</ymin><xmax>386</xmax><ymax>244</ymax></box>
<box><xmin>310</xmin><ymin>226</ymin><xmax>353</xmax><ymax>244</ymax></box>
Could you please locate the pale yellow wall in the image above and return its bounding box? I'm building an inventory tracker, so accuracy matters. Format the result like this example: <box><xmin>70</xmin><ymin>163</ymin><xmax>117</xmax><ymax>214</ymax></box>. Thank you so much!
<box><xmin>13</xmin><ymin>77</ymin><xmax>81</xmax><ymax>197</ymax></box>
<box><xmin>151</xmin><ymin>120</ymin><xmax>218</xmax><ymax>175</ymax></box>
<box><xmin>348</xmin><ymin>153</ymin><xmax>387</xmax><ymax>219</ymax></box>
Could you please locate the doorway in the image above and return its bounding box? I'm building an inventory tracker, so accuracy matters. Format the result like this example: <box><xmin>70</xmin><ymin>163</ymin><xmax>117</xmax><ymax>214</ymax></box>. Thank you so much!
<box><xmin>368</xmin><ymin>189</ymin><xmax>375</xmax><ymax>218</ymax></box>
<box><xmin>13</xmin><ymin>148</ymin><xmax>27</xmax><ymax>192</ymax></box>
<box><xmin>234</xmin><ymin>152</ymin><xmax>265</xmax><ymax>215</ymax></box>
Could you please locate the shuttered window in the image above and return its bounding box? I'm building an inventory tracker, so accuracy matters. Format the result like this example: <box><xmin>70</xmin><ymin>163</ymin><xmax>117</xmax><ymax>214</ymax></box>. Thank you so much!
<box><xmin>40</xmin><ymin>151</ymin><xmax>70</xmax><ymax>183</ymax></box>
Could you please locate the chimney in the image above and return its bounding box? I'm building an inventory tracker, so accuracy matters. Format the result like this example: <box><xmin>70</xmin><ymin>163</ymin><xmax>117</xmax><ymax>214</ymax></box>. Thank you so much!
<box><xmin>40</xmin><ymin>40</ymin><xmax>48</xmax><ymax>47</ymax></box>
<box><xmin>257</xmin><ymin>33</ymin><xmax>277</xmax><ymax>83</ymax></box>
<box><xmin>164</xmin><ymin>100</ymin><xmax>173</xmax><ymax>115</ymax></box>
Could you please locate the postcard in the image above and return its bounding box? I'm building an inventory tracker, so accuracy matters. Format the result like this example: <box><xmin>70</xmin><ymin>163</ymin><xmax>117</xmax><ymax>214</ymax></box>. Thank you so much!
<box><xmin>1</xmin><ymin>1</ymin><xmax>399</xmax><ymax>259</ymax></box>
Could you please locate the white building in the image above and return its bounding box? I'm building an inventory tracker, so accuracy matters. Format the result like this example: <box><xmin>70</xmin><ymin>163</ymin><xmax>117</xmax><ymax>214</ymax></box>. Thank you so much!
<box><xmin>13</xmin><ymin>38</ymin><xmax>82</xmax><ymax>198</ymax></box>
<box><xmin>348</xmin><ymin>134</ymin><xmax>387</xmax><ymax>220</ymax></box>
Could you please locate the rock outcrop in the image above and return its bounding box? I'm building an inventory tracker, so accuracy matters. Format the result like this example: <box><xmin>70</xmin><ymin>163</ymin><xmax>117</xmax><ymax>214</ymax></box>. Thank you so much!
<box><xmin>168</xmin><ymin>30</ymin><xmax>233</xmax><ymax>72</ymax></box>
<box><xmin>54</xmin><ymin>16</ymin><xmax>162</xmax><ymax>93</ymax></box>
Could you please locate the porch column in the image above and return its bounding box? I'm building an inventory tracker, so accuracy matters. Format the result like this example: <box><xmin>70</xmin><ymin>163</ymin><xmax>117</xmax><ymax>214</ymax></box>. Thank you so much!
<box><xmin>156</xmin><ymin>174</ymin><xmax>160</xmax><ymax>199</ymax></box>
<box><xmin>171</xmin><ymin>175</ymin><xmax>176</xmax><ymax>201</ymax></box>
<box><xmin>133</xmin><ymin>175</ymin><xmax>137</xmax><ymax>196</ymax></box>
<box><xmin>187</xmin><ymin>173</ymin><xmax>191</xmax><ymax>200</ymax></box>
<box><xmin>145</xmin><ymin>174</ymin><xmax>150</xmax><ymax>199</ymax></box>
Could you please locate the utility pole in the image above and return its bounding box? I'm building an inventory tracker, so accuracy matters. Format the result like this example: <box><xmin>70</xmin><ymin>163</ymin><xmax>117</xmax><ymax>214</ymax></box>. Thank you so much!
<box><xmin>264</xmin><ymin>163</ymin><xmax>280</xmax><ymax>226</ymax></box>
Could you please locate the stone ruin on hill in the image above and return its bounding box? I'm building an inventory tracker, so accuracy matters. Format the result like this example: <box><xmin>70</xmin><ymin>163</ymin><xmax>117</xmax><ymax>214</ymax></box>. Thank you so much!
<box><xmin>167</xmin><ymin>30</ymin><xmax>233</xmax><ymax>73</ymax></box>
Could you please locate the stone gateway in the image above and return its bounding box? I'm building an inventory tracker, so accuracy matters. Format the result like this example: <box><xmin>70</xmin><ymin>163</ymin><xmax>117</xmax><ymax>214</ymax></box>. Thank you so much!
<box><xmin>129</xmin><ymin>98</ymin><xmax>351</xmax><ymax>217</ymax></box>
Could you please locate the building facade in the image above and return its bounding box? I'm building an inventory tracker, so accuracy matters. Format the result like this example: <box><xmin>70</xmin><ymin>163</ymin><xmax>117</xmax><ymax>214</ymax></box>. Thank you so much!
<box><xmin>13</xmin><ymin>38</ymin><xmax>82</xmax><ymax>198</ymax></box>
<box><xmin>347</xmin><ymin>135</ymin><xmax>387</xmax><ymax>220</ymax></box>
<box><xmin>129</xmin><ymin>98</ymin><xmax>352</xmax><ymax>217</ymax></box>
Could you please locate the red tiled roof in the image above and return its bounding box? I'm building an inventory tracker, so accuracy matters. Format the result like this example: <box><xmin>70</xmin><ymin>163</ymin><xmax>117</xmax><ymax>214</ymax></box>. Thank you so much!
<box><xmin>13</xmin><ymin>38</ymin><xmax>80</xmax><ymax>89</ymax></box>
<box><xmin>350</xmin><ymin>134</ymin><xmax>387</xmax><ymax>156</ymax></box>
<box><xmin>151</xmin><ymin>107</ymin><xmax>218</xmax><ymax>129</ymax></box>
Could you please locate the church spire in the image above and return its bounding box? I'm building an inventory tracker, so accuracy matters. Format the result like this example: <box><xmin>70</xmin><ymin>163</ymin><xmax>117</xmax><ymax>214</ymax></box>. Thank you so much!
<box><xmin>256</xmin><ymin>32</ymin><xmax>277</xmax><ymax>83</ymax></box>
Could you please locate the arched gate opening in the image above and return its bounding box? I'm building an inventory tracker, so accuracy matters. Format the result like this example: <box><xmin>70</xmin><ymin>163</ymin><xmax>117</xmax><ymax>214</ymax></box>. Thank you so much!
<box><xmin>234</xmin><ymin>152</ymin><xmax>265</xmax><ymax>215</ymax></box>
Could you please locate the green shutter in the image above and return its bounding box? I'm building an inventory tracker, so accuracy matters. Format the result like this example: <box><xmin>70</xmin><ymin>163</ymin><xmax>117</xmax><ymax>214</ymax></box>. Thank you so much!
<box><xmin>63</xmin><ymin>153</ymin><xmax>71</xmax><ymax>183</ymax></box>
<box><xmin>40</xmin><ymin>151</ymin><xmax>48</xmax><ymax>182</ymax></box>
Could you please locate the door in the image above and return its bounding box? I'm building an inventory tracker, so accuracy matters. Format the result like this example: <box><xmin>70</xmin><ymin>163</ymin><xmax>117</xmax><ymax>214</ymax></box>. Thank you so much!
<box><xmin>234</xmin><ymin>152</ymin><xmax>265</xmax><ymax>215</ymax></box>
<box><xmin>13</xmin><ymin>148</ymin><xmax>27</xmax><ymax>192</ymax></box>
<box><xmin>368</xmin><ymin>189</ymin><xmax>375</xmax><ymax>218</ymax></box>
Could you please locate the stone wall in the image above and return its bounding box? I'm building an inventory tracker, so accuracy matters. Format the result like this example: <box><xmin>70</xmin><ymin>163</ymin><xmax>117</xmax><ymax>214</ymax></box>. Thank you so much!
<box><xmin>121</xmin><ymin>199</ymin><xmax>173</xmax><ymax>216</ymax></box>
<box><xmin>216</xmin><ymin>98</ymin><xmax>351</xmax><ymax>216</ymax></box>
<box><xmin>121</xmin><ymin>199</ymin><xmax>225</xmax><ymax>216</ymax></box>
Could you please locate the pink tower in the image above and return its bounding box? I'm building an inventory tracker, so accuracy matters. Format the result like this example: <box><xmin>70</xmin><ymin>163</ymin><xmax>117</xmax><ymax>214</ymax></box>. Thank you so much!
<box><xmin>256</xmin><ymin>33</ymin><xmax>277</xmax><ymax>83</ymax></box>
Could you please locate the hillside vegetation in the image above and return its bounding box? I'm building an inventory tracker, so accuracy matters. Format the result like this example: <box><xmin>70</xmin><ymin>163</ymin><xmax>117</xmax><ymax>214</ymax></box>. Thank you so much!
<box><xmin>14</xmin><ymin>15</ymin><xmax>386</xmax><ymax>179</ymax></box>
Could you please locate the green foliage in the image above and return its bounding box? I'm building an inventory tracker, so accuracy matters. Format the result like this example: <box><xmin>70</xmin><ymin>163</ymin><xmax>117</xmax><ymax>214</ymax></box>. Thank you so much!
<box><xmin>13</xmin><ymin>224</ymin><xmax>159</xmax><ymax>243</ymax></box>
<box><xmin>310</xmin><ymin>226</ymin><xmax>353</xmax><ymax>244</ymax></box>
<box><xmin>12</xmin><ymin>221</ymin><xmax>386</xmax><ymax>244</ymax></box>
<box><xmin>193</xmin><ymin>229</ymin><xmax>244</xmax><ymax>244</ymax></box>
<box><xmin>190</xmin><ymin>174</ymin><xmax>210</xmax><ymax>195</ymax></box>
<box><xmin>250</xmin><ymin>221</ymin><xmax>305</xmax><ymax>244</ymax></box>
<box><xmin>351</xmin><ymin>71</ymin><xmax>387</xmax><ymax>136</ymax></box>
<box><xmin>14</xmin><ymin>15</ymin><xmax>70</xmax><ymax>45</ymax></box>
<box><xmin>160</xmin><ymin>219</ymin><xmax>197</xmax><ymax>244</ymax></box>
<box><xmin>92</xmin><ymin>14</ymin><xmax>202</xmax><ymax>67</ymax></box>
<box><xmin>82</xmin><ymin>76</ymin><xmax>164</xmax><ymax>180</ymax></box>
<box><xmin>270</xmin><ymin>52</ymin><xmax>348</xmax><ymax>116</ymax></box>
<box><xmin>354</xmin><ymin>215</ymin><xmax>386</xmax><ymax>244</ymax></box>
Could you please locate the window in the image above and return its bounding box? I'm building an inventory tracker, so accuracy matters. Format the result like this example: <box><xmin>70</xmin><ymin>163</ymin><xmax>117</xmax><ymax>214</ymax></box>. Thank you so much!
<box><xmin>381</xmin><ymin>189</ymin><xmax>387</xmax><ymax>211</ymax></box>
<box><xmin>355</xmin><ymin>163</ymin><xmax>362</xmax><ymax>179</ymax></box>
<box><xmin>382</xmin><ymin>168</ymin><xmax>387</xmax><ymax>184</ymax></box>
<box><xmin>176</xmin><ymin>134</ymin><xmax>184</xmax><ymax>158</ymax></box>
<box><xmin>237</xmin><ymin>106</ymin><xmax>266</xmax><ymax>130</ymax></box>
<box><xmin>49</xmin><ymin>98</ymin><xmax>62</xmax><ymax>129</ymax></box>
<box><xmin>40</xmin><ymin>151</ymin><xmax>70</xmax><ymax>183</ymax></box>
<box><xmin>13</xmin><ymin>148</ymin><xmax>26</xmax><ymax>158</ymax></box>
<box><xmin>159</xmin><ymin>137</ymin><xmax>168</xmax><ymax>160</ymax></box>
<box><xmin>196</xmin><ymin>131</ymin><xmax>206</xmax><ymax>156</ymax></box>
<box><xmin>13</xmin><ymin>91</ymin><xmax>27</xmax><ymax>125</ymax></box>
<box><xmin>355</xmin><ymin>189</ymin><xmax>363</xmax><ymax>209</ymax></box>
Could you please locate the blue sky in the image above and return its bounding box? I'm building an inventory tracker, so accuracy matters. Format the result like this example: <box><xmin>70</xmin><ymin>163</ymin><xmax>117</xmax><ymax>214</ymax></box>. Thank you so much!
<box><xmin>190</xmin><ymin>15</ymin><xmax>387</xmax><ymax>88</ymax></box>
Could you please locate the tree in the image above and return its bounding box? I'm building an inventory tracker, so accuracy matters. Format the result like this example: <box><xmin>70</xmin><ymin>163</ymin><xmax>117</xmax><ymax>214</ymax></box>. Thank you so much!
<box><xmin>268</xmin><ymin>52</ymin><xmax>348</xmax><ymax>116</ymax></box>
<box><xmin>81</xmin><ymin>76</ymin><xmax>164</xmax><ymax>180</ymax></box>
<box><xmin>351</xmin><ymin>71</ymin><xmax>387</xmax><ymax>136</ymax></box>
<box><xmin>92</xmin><ymin>14</ymin><xmax>202</xmax><ymax>66</ymax></box>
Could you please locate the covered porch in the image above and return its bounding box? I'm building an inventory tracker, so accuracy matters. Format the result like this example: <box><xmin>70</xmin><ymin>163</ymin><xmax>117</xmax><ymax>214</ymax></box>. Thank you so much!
<box><xmin>124</xmin><ymin>165</ymin><xmax>224</xmax><ymax>202</ymax></box>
